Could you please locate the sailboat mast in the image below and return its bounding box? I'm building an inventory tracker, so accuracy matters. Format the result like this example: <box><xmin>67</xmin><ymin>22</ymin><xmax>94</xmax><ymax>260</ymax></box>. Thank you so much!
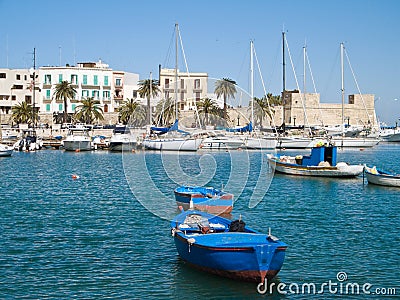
<box><xmin>175</xmin><ymin>23</ymin><xmax>179</xmax><ymax>121</ymax></box>
<box><xmin>341</xmin><ymin>42</ymin><xmax>345</xmax><ymax>137</ymax></box>
<box><xmin>150</xmin><ymin>71</ymin><xmax>152</xmax><ymax>124</ymax></box>
<box><xmin>33</xmin><ymin>47</ymin><xmax>36</xmax><ymax>128</ymax></box>
<box><xmin>303</xmin><ymin>45</ymin><xmax>306</xmax><ymax>127</ymax></box>
<box><xmin>250</xmin><ymin>40</ymin><xmax>254</xmax><ymax>127</ymax></box>
<box><xmin>282</xmin><ymin>31</ymin><xmax>286</xmax><ymax>126</ymax></box>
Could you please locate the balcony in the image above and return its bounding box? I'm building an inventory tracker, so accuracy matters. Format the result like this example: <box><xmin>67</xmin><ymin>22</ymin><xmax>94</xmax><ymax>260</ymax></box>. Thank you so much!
<box><xmin>43</xmin><ymin>83</ymin><xmax>52</xmax><ymax>89</ymax></box>
<box><xmin>42</xmin><ymin>96</ymin><xmax>52</xmax><ymax>102</ymax></box>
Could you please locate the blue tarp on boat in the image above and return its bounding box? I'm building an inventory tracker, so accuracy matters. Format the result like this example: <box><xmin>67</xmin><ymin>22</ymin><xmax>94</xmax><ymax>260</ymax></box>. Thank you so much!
<box><xmin>226</xmin><ymin>122</ymin><xmax>253</xmax><ymax>133</ymax></box>
<box><xmin>151</xmin><ymin>119</ymin><xmax>179</xmax><ymax>134</ymax></box>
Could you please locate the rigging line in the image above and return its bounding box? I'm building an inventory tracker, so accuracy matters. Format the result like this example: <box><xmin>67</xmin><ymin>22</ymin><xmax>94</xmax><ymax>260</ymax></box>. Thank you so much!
<box><xmin>253</xmin><ymin>43</ymin><xmax>278</xmax><ymax>134</ymax></box>
<box><xmin>178</xmin><ymin>25</ymin><xmax>201</xmax><ymax>129</ymax></box>
<box><xmin>284</xmin><ymin>36</ymin><xmax>312</xmax><ymax>134</ymax></box>
<box><xmin>163</xmin><ymin>26</ymin><xmax>176</xmax><ymax>68</ymax></box>
<box><xmin>305</xmin><ymin>47</ymin><xmax>324</xmax><ymax>126</ymax></box>
<box><xmin>343</xmin><ymin>47</ymin><xmax>373</xmax><ymax>125</ymax></box>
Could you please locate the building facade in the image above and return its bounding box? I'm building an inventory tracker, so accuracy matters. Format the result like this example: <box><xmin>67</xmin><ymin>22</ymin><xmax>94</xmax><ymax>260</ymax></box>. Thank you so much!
<box><xmin>158</xmin><ymin>68</ymin><xmax>209</xmax><ymax>111</ymax></box>
<box><xmin>38</xmin><ymin>60</ymin><xmax>140</xmax><ymax>123</ymax></box>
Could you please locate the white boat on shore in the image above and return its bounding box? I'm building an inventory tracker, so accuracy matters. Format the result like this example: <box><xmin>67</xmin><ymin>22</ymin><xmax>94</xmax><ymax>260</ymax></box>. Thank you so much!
<box><xmin>63</xmin><ymin>127</ymin><xmax>93</xmax><ymax>151</ymax></box>
<box><xmin>267</xmin><ymin>145</ymin><xmax>364</xmax><ymax>177</ymax></box>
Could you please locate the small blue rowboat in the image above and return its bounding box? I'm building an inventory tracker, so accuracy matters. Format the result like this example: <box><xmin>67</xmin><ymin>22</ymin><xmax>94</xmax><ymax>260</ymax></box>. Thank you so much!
<box><xmin>174</xmin><ymin>186</ymin><xmax>234</xmax><ymax>214</ymax></box>
<box><xmin>171</xmin><ymin>209</ymin><xmax>287</xmax><ymax>283</ymax></box>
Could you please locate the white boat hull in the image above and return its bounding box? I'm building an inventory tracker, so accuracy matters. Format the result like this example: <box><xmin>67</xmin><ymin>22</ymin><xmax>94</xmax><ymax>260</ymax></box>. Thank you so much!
<box><xmin>143</xmin><ymin>138</ymin><xmax>202</xmax><ymax>151</ymax></box>
<box><xmin>200</xmin><ymin>137</ymin><xmax>244</xmax><ymax>150</ymax></box>
<box><xmin>381</xmin><ymin>133</ymin><xmax>400</xmax><ymax>142</ymax></box>
<box><xmin>277</xmin><ymin>137</ymin><xmax>313</xmax><ymax>149</ymax></box>
<box><xmin>330</xmin><ymin>137</ymin><xmax>379</xmax><ymax>147</ymax></box>
<box><xmin>0</xmin><ymin>144</ymin><xmax>13</xmax><ymax>156</ymax></box>
<box><xmin>268</xmin><ymin>156</ymin><xmax>363</xmax><ymax>177</ymax></box>
<box><xmin>365</xmin><ymin>167</ymin><xmax>400</xmax><ymax>187</ymax></box>
<box><xmin>63</xmin><ymin>140</ymin><xmax>93</xmax><ymax>151</ymax></box>
<box><xmin>244</xmin><ymin>137</ymin><xmax>277</xmax><ymax>149</ymax></box>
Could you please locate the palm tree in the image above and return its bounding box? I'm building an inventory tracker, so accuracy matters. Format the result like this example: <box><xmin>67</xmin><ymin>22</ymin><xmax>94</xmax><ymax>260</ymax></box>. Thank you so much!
<box><xmin>249</xmin><ymin>94</ymin><xmax>279</xmax><ymax>127</ymax></box>
<box><xmin>12</xmin><ymin>101</ymin><xmax>34</xmax><ymax>125</ymax></box>
<box><xmin>196</xmin><ymin>97</ymin><xmax>220</xmax><ymax>126</ymax></box>
<box><xmin>118</xmin><ymin>98</ymin><xmax>146</xmax><ymax>126</ymax></box>
<box><xmin>138</xmin><ymin>78</ymin><xmax>160</xmax><ymax>125</ymax></box>
<box><xmin>154</xmin><ymin>97</ymin><xmax>176</xmax><ymax>126</ymax></box>
<box><xmin>74</xmin><ymin>97</ymin><xmax>104</xmax><ymax>124</ymax></box>
<box><xmin>214</xmin><ymin>78</ymin><xmax>237</xmax><ymax>120</ymax></box>
<box><xmin>53</xmin><ymin>81</ymin><xmax>76</xmax><ymax>123</ymax></box>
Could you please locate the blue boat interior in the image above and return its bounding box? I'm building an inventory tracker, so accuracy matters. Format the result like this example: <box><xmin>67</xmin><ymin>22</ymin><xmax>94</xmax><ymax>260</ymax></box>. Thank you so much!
<box><xmin>299</xmin><ymin>146</ymin><xmax>337</xmax><ymax>166</ymax></box>
<box><xmin>176</xmin><ymin>186</ymin><xmax>224</xmax><ymax>197</ymax></box>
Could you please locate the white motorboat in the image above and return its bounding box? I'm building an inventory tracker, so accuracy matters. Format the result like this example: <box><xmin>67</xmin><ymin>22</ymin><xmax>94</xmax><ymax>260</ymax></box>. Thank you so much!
<box><xmin>63</xmin><ymin>127</ymin><xmax>93</xmax><ymax>151</ymax></box>
<box><xmin>0</xmin><ymin>143</ymin><xmax>13</xmax><ymax>157</ymax></box>
<box><xmin>109</xmin><ymin>126</ymin><xmax>137</xmax><ymax>151</ymax></box>
<box><xmin>13</xmin><ymin>129</ymin><xmax>43</xmax><ymax>151</ymax></box>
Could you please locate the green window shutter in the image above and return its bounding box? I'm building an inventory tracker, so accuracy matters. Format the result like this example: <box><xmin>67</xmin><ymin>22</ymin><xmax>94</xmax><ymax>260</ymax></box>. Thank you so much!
<box><xmin>59</xmin><ymin>74</ymin><xmax>63</xmax><ymax>83</ymax></box>
<box><xmin>59</xmin><ymin>104</ymin><xmax>63</xmax><ymax>111</ymax></box>
<box><xmin>72</xmin><ymin>104</ymin><xmax>76</xmax><ymax>111</ymax></box>
<box><xmin>104</xmin><ymin>76</ymin><xmax>108</xmax><ymax>86</ymax></box>
<box><xmin>94</xmin><ymin>75</ymin><xmax>98</xmax><ymax>85</ymax></box>
<box><xmin>83</xmin><ymin>75</ymin><xmax>87</xmax><ymax>85</ymax></box>
<box><xmin>46</xmin><ymin>104</ymin><xmax>51</xmax><ymax>111</ymax></box>
<box><xmin>46</xmin><ymin>90</ymin><xmax>51</xmax><ymax>99</ymax></box>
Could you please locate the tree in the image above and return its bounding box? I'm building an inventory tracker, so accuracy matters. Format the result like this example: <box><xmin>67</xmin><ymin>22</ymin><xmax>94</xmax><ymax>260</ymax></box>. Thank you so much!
<box><xmin>196</xmin><ymin>97</ymin><xmax>220</xmax><ymax>126</ymax></box>
<box><xmin>138</xmin><ymin>78</ymin><xmax>160</xmax><ymax>125</ymax></box>
<box><xmin>214</xmin><ymin>78</ymin><xmax>237</xmax><ymax>120</ymax></box>
<box><xmin>74</xmin><ymin>97</ymin><xmax>104</xmax><ymax>124</ymax></box>
<box><xmin>249</xmin><ymin>93</ymin><xmax>280</xmax><ymax>127</ymax></box>
<box><xmin>12</xmin><ymin>101</ymin><xmax>35</xmax><ymax>125</ymax></box>
<box><xmin>154</xmin><ymin>97</ymin><xmax>176</xmax><ymax>126</ymax></box>
<box><xmin>53</xmin><ymin>81</ymin><xmax>76</xmax><ymax>123</ymax></box>
<box><xmin>118</xmin><ymin>98</ymin><xmax>146</xmax><ymax>126</ymax></box>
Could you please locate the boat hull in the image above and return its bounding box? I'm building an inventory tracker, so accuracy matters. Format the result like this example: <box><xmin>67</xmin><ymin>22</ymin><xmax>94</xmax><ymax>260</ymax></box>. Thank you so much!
<box><xmin>244</xmin><ymin>137</ymin><xmax>277</xmax><ymax>149</ymax></box>
<box><xmin>171</xmin><ymin>210</ymin><xmax>287</xmax><ymax>283</ymax></box>
<box><xmin>0</xmin><ymin>144</ymin><xmax>13</xmax><ymax>157</ymax></box>
<box><xmin>365</xmin><ymin>168</ymin><xmax>400</xmax><ymax>187</ymax></box>
<box><xmin>109</xmin><ymin>141</ymin><xmax>137</xmax><ymax>151</ymax></box>
<box><xmin>174</xmin><ymin>187</ymin><xmax>234</xmax><ymax>214</ymax></box>
<box><xmin>200</xmin><ymin>137</ymin><xmax>244</xmax><ymax>150</ymax></box>
<box><xmin>143</xmin><ymin>138</ymin><xmax>202</xmax><ymax>151</ymax></box>
<box><xmin>173</xmin><ymin>233</ymin><xmax>286</xmax><ymax>282</ymax></box>
<box><xmin>63</xmin><ymin>140</ymin><xmax>93</xmax><ymax>151</ymax></box>
<box><xmin>268</xmin><ymin>157</ymin><xmax>363</xmax><ymax>177</ymax></box>
<box><xmin>330</xmin><ymin>137</ymin><xmax>379</xmax><ymax>147</ymax></box>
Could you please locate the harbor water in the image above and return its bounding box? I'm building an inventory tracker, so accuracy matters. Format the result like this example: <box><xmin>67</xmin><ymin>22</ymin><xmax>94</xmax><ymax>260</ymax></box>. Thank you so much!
<box><xmin>0</xmin><ymin>144</ymin><xmax>399</xmax><ymax>299</ymax></box>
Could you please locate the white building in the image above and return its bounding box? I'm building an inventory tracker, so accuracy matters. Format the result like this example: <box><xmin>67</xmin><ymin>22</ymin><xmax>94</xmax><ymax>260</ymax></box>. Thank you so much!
<box><xmin>39</xmin><ymin>60</ymin><xmax>140</xmax><ymax>118</ymax></box>
<box><xmin>0</xmin><ymin>68</ymin><xmax>39</xmax><ymax>119</ymax></box>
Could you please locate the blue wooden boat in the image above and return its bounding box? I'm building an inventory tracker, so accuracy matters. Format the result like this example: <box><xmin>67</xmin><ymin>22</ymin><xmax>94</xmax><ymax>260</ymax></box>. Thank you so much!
<box><xmin>267</xmin><ymin>145</ymin><xmax>364</xmax><ymax>177</ymax></box>
<box><xmin>171</xmin><ymin>209</ymin><xmax>287</xmax><ymax>283</ymax></box>
<box><xmin>364</xmin><ymin>165</ymin><xmax>400</xmax><ymax>187</ymax></box>
<box><xmin>174</xmin><ymin>186</ymin><xmax>234</xmax><ymax>214</ymax></box>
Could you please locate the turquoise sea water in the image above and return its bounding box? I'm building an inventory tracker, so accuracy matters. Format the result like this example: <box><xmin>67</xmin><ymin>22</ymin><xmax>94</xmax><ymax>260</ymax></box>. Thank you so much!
<box><xmin>0</xmin><ymin>145</ymin><xmax>399</xmax><ymax>299</ymax></box>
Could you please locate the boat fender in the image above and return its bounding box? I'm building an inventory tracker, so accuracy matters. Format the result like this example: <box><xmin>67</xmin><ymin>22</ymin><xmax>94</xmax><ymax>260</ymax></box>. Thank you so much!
<box><xmin>187</xmin><ymin>238</ymin><xmax>196</xmax><ymax>253</ymax></box>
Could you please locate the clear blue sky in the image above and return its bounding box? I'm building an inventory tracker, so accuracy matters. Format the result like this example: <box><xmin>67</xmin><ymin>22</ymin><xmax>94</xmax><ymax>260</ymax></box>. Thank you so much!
<box><xmin>1</xmin><ymin>0</ymin><xmax>399</xmax><ymax>124</ymax></box>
